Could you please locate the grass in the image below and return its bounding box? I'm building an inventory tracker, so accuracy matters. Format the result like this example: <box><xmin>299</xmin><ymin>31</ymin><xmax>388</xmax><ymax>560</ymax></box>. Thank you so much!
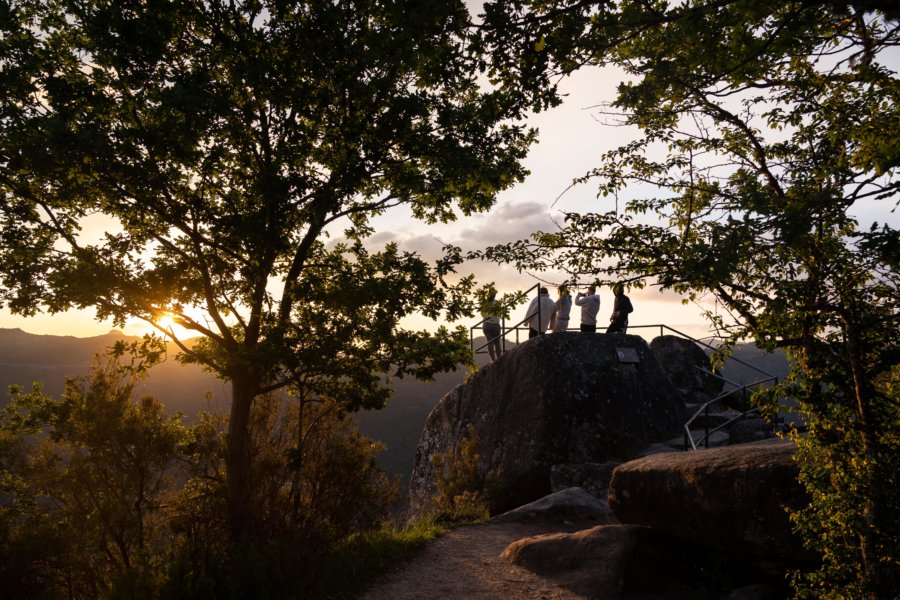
<box><xmin>310</xmin><ymin>517</ymin><xmax>448</xmax><ymax>599</ymax></box>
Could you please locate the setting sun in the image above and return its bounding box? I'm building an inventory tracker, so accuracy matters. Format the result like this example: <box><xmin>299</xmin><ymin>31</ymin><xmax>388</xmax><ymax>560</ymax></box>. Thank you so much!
<box><xmin>155</xmin><ymin>314</ymin><xmax>175</xmax><ymax>332</ymax></box>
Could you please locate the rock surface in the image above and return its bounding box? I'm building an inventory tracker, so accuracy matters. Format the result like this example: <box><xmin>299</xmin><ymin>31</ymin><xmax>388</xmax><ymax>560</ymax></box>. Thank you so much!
<box><xmin>650</xmin><ymin>335</ymin><xmax>723</xmax><ymax>398</ymax></box>
<box><xmin>728</xmin><ymin>417</ymin><xmax>774</xmax><ymax>445</ymax></box>
<box><xmin>500</xmin><ymin>524</ymin><xmax>748</xmax><ymax>599</ymax></box>
<box><xmin>501</xmin><ymin>525</ymin><xmax>661</xmax><ymax>599</ymax></box>
<box><xmin>409</xmin><ymin>333</ymin><xmax>685</xmax><ymax>515</ymax></box>
<box><xmin>490</xmin><ymin>487</ymin><xmax>614</xmax><ymax>524</ymax></box>
<box><xmin>608</xmin><ymin>438</ymin><xmax>813</xmax><ymax>564</ymax></box>
<box><xmin>550</xmin><ymin>461</ymin><xmax>621</xmax><ymax>498</ymax></box>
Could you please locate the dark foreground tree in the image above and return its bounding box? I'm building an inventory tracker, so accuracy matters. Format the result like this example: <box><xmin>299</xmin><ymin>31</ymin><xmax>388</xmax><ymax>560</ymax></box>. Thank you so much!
<box><xmin>0</xmin><ymin>0</ymin><xmax>532</xmax><ymax>538</ymax></box>
<box><xmin>478</xmin><ymin>1</ymin><xmax>899</xmax><ymax>596</ymax></box>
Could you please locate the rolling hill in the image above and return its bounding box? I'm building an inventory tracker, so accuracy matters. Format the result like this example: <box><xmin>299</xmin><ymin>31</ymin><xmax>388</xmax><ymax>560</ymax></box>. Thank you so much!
<box><xmin>0</xmin><ymin>328</ymin><xmax>787</xmax><ymax>487</ymax></box>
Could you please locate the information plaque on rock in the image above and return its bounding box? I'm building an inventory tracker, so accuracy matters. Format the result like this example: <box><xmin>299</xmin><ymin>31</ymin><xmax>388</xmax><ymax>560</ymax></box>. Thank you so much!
<box><xmin>616</xmin><ymin>347</ymin><xmax>640</xmax><ymax>364</ymax></box>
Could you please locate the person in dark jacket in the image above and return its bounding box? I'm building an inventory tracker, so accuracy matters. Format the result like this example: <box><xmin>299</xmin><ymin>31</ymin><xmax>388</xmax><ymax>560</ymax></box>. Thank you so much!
<box><xmin>606</xmin><ymin>284</ymin><xmax>633</xmax><ymax>334</ymax></box>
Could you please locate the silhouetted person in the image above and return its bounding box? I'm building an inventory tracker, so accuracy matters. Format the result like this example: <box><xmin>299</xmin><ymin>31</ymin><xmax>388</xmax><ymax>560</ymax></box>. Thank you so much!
<box><xmin>550</xmin><ymin>285</ymin><xmax>572</xmax><ymax>332</ymax></box>
<box><xmin>524</xmin><ymin>287</ymin><xmax>555</xmax><ymax>338</ymax></box>
<box><xmin>575</xmin><ymin>285</ymin><xmax>601</xmax><ymax>333</ymax></box>
<box><xmin>606</xmin><ymin>284</ymin><xmax>633</xmax><ymax>334</ymax></box>
<box><xmin>481</xmin><ymin>291</ymin><xmax>502</xmax><ymax>361</ymax></box>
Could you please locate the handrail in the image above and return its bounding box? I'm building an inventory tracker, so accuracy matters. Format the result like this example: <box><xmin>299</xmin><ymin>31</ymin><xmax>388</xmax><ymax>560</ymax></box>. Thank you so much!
<box><xmin>470</xmin><ymin>283</ymin><xmax>543</xmax><ymax>358</ymax></box>
<box><xmin>633</xmin><ymin>324</ymin><xmax>780</xmax><ymax>450</ymax></box>
<box><xmin>682</xmin><ymin>366</ymin><xmax>778</xmax><ymax>450</ymax></box>
<box><xmin>470</xmin><ymin>315</ymin><xmax>780</xmax><ymax>451</ymax></box>
<box><xmin>626</xmin><ymin>324</ymin><xmax>778</xmax><ymax>382</ymax></box>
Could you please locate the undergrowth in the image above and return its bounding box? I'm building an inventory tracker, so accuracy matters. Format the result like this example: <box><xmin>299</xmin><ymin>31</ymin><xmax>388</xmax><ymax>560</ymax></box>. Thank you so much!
<box><xmin>308</xmin><ymin>518</ymin><xmax>447</xmax><ymax>599</ymax></box>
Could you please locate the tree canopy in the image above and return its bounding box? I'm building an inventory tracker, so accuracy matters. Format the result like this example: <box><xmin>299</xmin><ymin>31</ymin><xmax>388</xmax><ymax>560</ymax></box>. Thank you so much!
<box><xmin>477</xmin><ymin>1</ymin><xmax>899</xmax><ymax>595</ymax></box>
<box><xmin>0</xmin><ymin>0</ymin><xmax>533</xmax><ymax>536</ymax></box>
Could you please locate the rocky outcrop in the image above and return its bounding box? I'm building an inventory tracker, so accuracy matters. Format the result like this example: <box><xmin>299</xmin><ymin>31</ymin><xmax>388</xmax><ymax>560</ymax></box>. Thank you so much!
<box><xmin>650</xmin><ymin>335</ymin><xmax>723</xmax><ymax>399</ymax></box>
<box><xmin>608</xmin><ymin>438</ymin><xmax>813</xmax><ymax>565</ymax></box>
<box><xmin>409</xmin><ymin>333</ymin><xmax>685</xmax><ymax>516</ymax></box>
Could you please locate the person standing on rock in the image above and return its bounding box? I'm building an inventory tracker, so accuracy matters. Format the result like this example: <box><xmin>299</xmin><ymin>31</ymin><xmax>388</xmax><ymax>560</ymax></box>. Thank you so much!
<box><xmin>550</xmin><ymin>285</ymin><xmax>572</xmax><ymax>333</ymax></box>
<box><xmin>575</xmin><ymin>284</ymin><xmax>601</xmax><ymax>333</ymax></box>
<box><xmin>524</xmin><ymin>286</ymin><xmax>555</xmax><ymax>338</ymax></box>
<box><xmin>481</xmin><ymin>291</ymin><xmax>503</xmax><ymax>361</ymax></box>
<box><xmin>606</xmin><ymin>284</ymin><xmax>633</xmax><ymax>335</ymax></box>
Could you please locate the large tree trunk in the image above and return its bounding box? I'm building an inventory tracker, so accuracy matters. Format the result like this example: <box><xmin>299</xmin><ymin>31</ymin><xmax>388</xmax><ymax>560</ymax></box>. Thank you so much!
<box><xmin>845</xmin><ymin>319</ymin><xmax>881</xmax><ymax>593</ymax></box>
<box><xmin>226</xmin><ymin>374</ymin><xmax>256</xmax><ymax>539</ymax></box>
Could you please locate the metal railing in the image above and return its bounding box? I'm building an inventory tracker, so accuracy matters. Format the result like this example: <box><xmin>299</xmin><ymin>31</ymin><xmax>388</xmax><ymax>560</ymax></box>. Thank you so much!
<box><xmin>470</xmin><ymin>283</ymin><xmax>543</xmax><ymax>358</ymax></box>
<box><xmin>629</xmin><ymin>325</ymin><xmax>779</xmax><ymax>450</ymax></box>
<box><xmin>681</xmin><ymin>369</ymin><xmax>775</xmax><ymax>450</ymax></box>
<box><xmin>471</xmin><ymin>315</ymin><xmax>779</xmax><ymax>450</ymax></box>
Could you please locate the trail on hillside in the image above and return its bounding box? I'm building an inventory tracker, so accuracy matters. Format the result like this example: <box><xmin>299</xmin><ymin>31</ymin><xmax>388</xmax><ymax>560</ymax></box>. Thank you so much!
<box><xmin>359</xmin><ymin>521</ymin><xmax>592</xmax><ymax>600</ymax></box>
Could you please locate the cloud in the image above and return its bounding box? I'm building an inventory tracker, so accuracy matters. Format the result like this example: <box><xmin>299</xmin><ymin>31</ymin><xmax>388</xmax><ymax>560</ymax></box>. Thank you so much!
<box><xmin>456</xmin><ymin>200</ymin><xmax>562</xmax><ymax>249</ymax></box>
<box><xmin>367</xmin><ymin>230</ymin><xmax>396</xmax><ymax>245</ymax></box>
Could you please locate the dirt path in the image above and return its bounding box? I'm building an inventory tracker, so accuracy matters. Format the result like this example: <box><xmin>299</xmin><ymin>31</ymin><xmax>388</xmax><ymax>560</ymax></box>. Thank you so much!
<box><xmin>359</xmin><ymin>521</ymin><xmax>593</xmax><ymax>600</ymax></box>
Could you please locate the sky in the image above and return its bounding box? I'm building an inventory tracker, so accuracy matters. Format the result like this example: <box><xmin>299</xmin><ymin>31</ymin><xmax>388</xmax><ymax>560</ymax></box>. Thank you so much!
<box><xmin>0</xmin><ymin>61</ymin><xmax>721</xmax><ymax>343</ymax></box>
<box><xmin>2</xmin><ymin>3</ymin><xmax>897</xmax><ymax>344</ymax></box>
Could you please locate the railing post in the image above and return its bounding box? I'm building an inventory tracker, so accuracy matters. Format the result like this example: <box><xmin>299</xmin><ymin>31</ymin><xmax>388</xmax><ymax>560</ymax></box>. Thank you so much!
<box><xmin>704</xmin><ymin>404</ymin><xmax>710</xmax><ymax>449</ymax></box>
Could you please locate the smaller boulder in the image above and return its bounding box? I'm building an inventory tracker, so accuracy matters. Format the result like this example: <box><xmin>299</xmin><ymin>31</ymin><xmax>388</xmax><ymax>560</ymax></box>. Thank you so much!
<box><xmin>550</xmin><ymin>461</ymin><xmax>621</xmax><ymax>498</ymax></box>
<box><xmin>490</xmin><ymin>487</ymin><xmax>612</xmax><ymax>524</ymax></box>
<box><xmin>650</xmin><ymin>335</ymin><xmax>723</xmax><ymax>398</ymax></box>
<box><xmin>637</xmin><ymin>442</ymin><xmax>680</xmax><ymax>457</ymax></box>
<box><xmin>500</xmin><ymin>524</ymin><xmax>660</xmax><ymax>599</ymax></box>
<box><xmin>729</xmin><ymin>418</ymin><xmax>774</xmax><ymax>445</ymax></box>
<box><xmin>724</xmin><ymin>584</ymin><xmax>782</xmax><ymax>600</ymax></box>
<box><xmin>501</xmin><ymin>524</ymin><xmax>754</xmax><ymax>599</ymax></box>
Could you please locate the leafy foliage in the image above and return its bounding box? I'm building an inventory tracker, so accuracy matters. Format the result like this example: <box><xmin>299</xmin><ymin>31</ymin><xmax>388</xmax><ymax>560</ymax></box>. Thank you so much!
<box><xmin>0</xmin><ymin>351</ymin><xmax>415</xmax><ymax>598</ymax></box>
<box><xmin>477</xmin><ymin>1</ymin><xmax>899</xmax><ymax>596</ymax></box>
<box><xmin>0</xmin><ymin>0</ymin><xmax>533</xmax><ymax>535</ymax></box>
<box><xmin>0</xmin><ymin>360</ymin><xmax>185</xmax><ymax>598</ymax></box>
<box><xmin>430</xmin><ymin>424</ymin><xmax>493</xmax><ymax>523</ymax></box>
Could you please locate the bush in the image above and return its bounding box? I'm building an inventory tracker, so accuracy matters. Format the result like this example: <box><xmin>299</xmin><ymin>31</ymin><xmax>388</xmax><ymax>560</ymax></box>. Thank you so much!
<box><xmin>430</xmin><ymin>424</ymin><xmax>491</xmax><ymax>524</ymax></box>
<box><xmin>0</xmin><ymin>358</ymin><xmax>185</xmax><ymax>598</ymax></box>
<box><xmin>788</xmin><ymin>364</ymin><xmax>900</xmax><ymax>599</ymax></box>
<box><xmin>1</xmin><ymin>355</ymin><xmax>409</xmax><ymax>599</ymax></box>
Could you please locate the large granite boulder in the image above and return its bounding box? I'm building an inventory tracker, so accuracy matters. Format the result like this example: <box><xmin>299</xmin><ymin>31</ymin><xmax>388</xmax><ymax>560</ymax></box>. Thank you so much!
<box><xmin>650</xmin><ymin>335</ymin><xmax>723</xmax><ymax>398</ymax></box>
<box><xmin>500</xmin><ymin>525</ymin><xmax>669</xmax><ymax>599</ymax></box>
<box><xmin>502</xmin><ymin>523</ymin><xmax>787</xmax><ymax>599</ymax></box>
<box><xmin>608</xmin><ymin>438</ymin><xmax>814</xmax><ymax>565</ymax></box>
<box><xmin>409</xmin><ymin>333</ymin><xmax>684</xmax><ymax>516</ymax></box>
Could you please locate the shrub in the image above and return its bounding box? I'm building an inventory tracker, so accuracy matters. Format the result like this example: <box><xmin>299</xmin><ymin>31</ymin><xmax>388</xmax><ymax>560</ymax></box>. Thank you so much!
<box><xmin>0</xmin><ymin>358</ymin><xmax>186</xmax><ymax>598</ymax></box>
<box><xmin>430</xmin><ymin>424</ymin><xmax>491</xmax><ymax>523</ymax></box>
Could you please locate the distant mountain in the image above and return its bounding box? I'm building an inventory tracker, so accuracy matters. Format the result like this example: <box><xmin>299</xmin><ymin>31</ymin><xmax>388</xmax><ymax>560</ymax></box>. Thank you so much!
<box><xmin>0</xmin><ymin>329</ymin><xmax>788</xmax><ymax>488</ymax></box>
<box><xmin>0</xmin><ymin>328</ymin><xmax>230</xmax><ymax>417</ymax></box>
<box><xmin>717</xmin><ymin>342</ymin><xmax>790</xmax><ymax>384</ymax></box>
<box><xmin>0</xmin><ymin>327</ymin><xmax>469</xmax><ymax>485</ymax></box>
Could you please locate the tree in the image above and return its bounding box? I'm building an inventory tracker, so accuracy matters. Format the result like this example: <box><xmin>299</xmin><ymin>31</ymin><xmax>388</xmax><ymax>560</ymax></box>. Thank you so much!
<box><xmin>477</xmin><ymin>1</ymin><xmax>898</xmax><ymax>596</ymax></box>
<box><xmin>0</xmin><ymin>0</ymin><xmax>533</xmax><ymax>537</ymax></box>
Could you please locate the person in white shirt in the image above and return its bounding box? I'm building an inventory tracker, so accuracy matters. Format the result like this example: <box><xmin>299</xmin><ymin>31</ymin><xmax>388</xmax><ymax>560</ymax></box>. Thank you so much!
<box><xmin>524</xmin><ymin>287</ymin><xmax>555</xmax><ymax>338</ymax></box>
<box><xmin>550</xmin><ymin>285</ymin><xmax>572</xmax><ymax>332</ymax></box>
<box><xmin>574</xmin><ymin>285</ymin><xmax>601</xmax><ymax>333</ymax></box>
